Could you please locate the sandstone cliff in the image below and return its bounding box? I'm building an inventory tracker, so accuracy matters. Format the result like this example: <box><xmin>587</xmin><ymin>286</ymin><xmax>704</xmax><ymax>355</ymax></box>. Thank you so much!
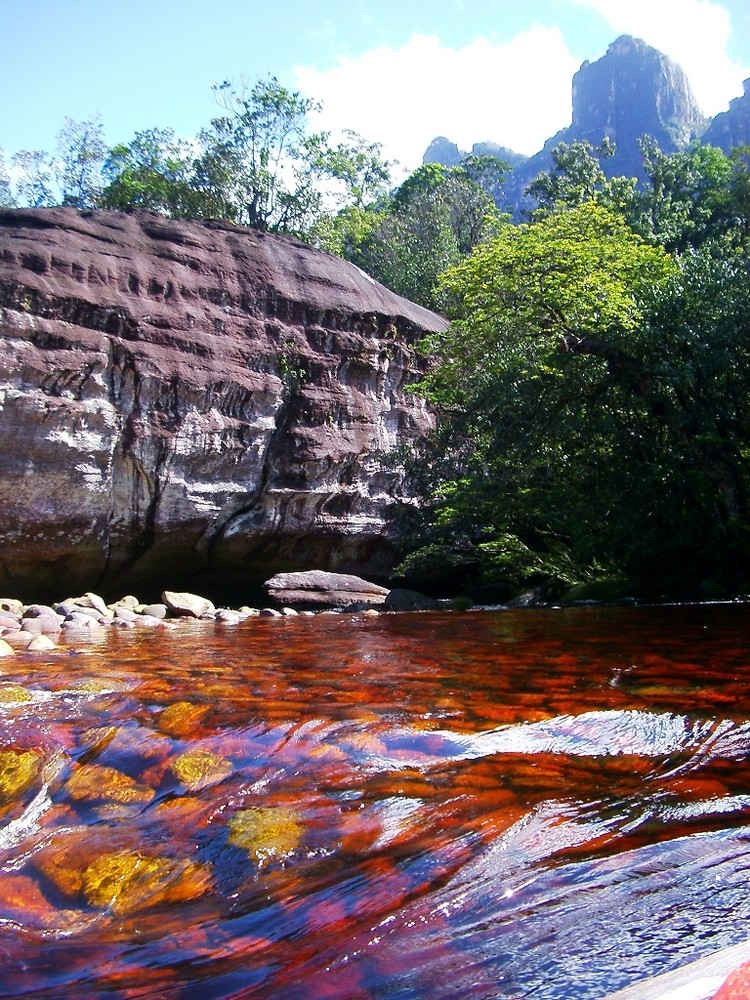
<box><xmin>0</xmin><ymin>208</ymin><xmax>445</xmax><ymax>600</ymax></box>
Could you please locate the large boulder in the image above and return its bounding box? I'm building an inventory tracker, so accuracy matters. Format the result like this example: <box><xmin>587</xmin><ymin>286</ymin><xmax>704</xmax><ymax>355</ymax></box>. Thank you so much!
<box><xmin>0</xmin><ymin>208</ymin><xmax>446</xmax><ymax>600</ymax></box>
<box><xmin>264</xmin><ymin>570</ymin><xmax>389</xmax><ymax>609</ymax></box>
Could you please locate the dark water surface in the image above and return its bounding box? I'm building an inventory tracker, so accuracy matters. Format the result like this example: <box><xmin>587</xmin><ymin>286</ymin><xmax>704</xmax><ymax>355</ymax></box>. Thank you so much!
<box><xmin>1</xmin><ymin>603</ymin><xmax>749</xmax><ymax>998</ymax></box>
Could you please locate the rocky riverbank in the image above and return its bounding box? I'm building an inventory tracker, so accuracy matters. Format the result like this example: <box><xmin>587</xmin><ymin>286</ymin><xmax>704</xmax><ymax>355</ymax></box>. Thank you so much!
<box><xmin>0</xmin><ymin>572</ymin><xmax>447</xmax><ymax>658</ymax></box>
<box><xmin>0</xmin><ymin>589</ymin><xmax>371</xmax><ymax>657</ymax></box>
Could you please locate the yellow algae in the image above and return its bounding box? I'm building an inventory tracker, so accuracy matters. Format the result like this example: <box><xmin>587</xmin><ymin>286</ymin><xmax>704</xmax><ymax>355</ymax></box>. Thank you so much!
<box><xmin>0</xmin><ymin>748</ymin><xmax>42</xmax><ymax>801</ymax></box>
<box><xmin>70</xmin><ymin>678</ymin><xmax>124</xmax><ymax>694</ymax></box>
<box><xmin>82</xmin><ymin>850</ymin><xmax>212</xmax><ymax>914</ymax></box>
<box><xmin>227</xmin><ymin>806</ymin><xmax>303</xmax><ymax>865</ymax></box>
<box><xmin>0</xmin><ymin>684</ymin><xmax>33</xmax><ymax>704</ymax></box>
<box><xmin>157</xmin><ymin>701</ymin><xmax>209</xmax><ymax>738</ymax></box>
<box><xmin>65</xmin><ymin>764</ymin><xmax>155</xmax><ymax>805</ymax></box>
<box><xmin>169</xmin><ymin>749</ymin><xmax>232</xmax><ymax>790</ymax></box>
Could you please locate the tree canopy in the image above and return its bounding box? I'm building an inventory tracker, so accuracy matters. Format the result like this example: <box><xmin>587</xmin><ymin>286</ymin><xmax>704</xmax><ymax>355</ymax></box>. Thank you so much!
<box><xmin>403</xmin><ymin>144</ymin><xmax>750</xmax><ymax>599</ymax></box>
<box><xmin>3</xmin><ymin>77</ymin><xmax>750</xmax><ymax>598</ymax></box>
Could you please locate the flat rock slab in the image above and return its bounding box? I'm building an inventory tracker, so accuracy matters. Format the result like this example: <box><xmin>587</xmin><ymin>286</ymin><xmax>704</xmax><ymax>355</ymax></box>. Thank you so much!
<box><xmin>264</xmin><ymin>571</ymin><xmax>389</xmax><ymax>609</ymax></box>
<box><xmin>602</xmin><ymin>938</ymin><xmax>750</xmax><ymax>999</ymax></box>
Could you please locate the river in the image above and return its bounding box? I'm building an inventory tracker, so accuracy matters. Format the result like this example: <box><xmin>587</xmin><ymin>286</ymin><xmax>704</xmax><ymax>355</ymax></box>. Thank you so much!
<box><xmin>0</xmin><ymin>602</ymin><xmax>749</xmax><ymax>998</ymax></box>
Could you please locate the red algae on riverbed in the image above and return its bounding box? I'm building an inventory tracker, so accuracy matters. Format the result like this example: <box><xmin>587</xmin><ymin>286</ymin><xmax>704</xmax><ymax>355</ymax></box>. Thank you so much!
<box><xmin>0</xmin><ymin>605</ymin><xmax>748</xmax><ymax>997</ymax></box>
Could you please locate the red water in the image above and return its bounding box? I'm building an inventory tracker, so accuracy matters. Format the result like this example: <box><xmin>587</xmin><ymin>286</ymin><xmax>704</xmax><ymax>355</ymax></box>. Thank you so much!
<box><xmin>0</xmin><ymin>603</ymin><xmax>749</xmax><ymax>998</ymax></box>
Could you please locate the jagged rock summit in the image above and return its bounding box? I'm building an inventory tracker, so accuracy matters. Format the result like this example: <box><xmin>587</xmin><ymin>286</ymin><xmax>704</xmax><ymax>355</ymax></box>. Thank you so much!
<box><xmin>0</xmin><ymin>207</ymin><xmax>446</xmax><ymax>601</ymax></box>
<box><xmin>568</xmin><ymin>35</ymin><xmax>704</xmax><ymax>177</ymax></box>
<box><xmin>703</xmin><ymin>78</ymin><xmax>750</xmax><ymax>150</ymax></box>
<box><xmin>425</xmin><ymin>35</ymin><xmax>709</xmax><ymax>212</ymax></box>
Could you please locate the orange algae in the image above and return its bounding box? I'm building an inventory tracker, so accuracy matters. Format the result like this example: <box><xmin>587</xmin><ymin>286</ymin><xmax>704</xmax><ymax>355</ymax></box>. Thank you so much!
<box><xmin>0</xmin><ymin>684</ymin><xmax>33</xmax><ymax>703</ymax></box>
<box><xmin>81</xmin><ymin>850</ymin><xmax>213</xmax><ymax>914</ymax></box>
<box><xmin>65</xmin><ymin>764</ymin><xmax>155</xmax><ymax>804</ymax></box>
<box><xmin>157</xmin><ymin>701</ymin><xmax>210</xmax><ymax>738</ymax></box>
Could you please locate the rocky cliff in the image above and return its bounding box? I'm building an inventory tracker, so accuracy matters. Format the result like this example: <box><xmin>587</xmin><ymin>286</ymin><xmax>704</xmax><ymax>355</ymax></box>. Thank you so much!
<box><xmin>703</xmin><ymin>78</ymin><xmax>750</xmax><ymax>151</ymax></box>
<box><xmin>568</xmin><ymin>35</ymin><xmax>704</xmax><ymax>176</ymax></box>
<box><xmin>425</xmin><ymin>35</ymin><xmax>707</xmax><ymax>214</ymax></box>
<box><xmin>0</xmin><ymin>208</ymin><xmax>446</xmax><ymax>601</ymax></box>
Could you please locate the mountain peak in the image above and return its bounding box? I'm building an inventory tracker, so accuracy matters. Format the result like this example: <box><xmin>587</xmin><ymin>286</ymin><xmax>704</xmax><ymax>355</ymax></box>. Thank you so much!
<box><xmin>570</xmin><ymin>34</ymin><xmax>704</xmax><ymax>168</ymax></box>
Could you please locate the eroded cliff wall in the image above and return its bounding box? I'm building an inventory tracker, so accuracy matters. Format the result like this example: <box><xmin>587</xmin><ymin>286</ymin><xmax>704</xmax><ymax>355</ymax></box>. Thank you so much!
<box><xmin>0</xmin><ymin>208</ymin><xmax>445</xmax><ymax>600</ymax></box>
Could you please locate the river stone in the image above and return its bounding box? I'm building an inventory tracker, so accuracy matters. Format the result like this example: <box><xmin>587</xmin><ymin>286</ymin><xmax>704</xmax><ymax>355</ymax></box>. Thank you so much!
<box><xmin>0</xmin><ymin>613</ymin><xmax>21</xmax><ymax>630</ymax></box>
<box><xmin>136</xmin><ymin>614</ymin><xmax>168</xmax><ymax>627</ymax></box>
<box><xmin>0</xmin><ymin>639</ymin><xmax>14</xmax><ymax>656</ymax></box>
<box><xmin>21</xmin><ymin>615</ymin><xmax>62</xmax><ymax>635</ymax></box>
<box><xmin>215</xmin><ymin>609</ymin><xmax>242</xmax><ymax>623</ymax></box>
<box><xmin>1</xmin><ymin>632</ymin><xmax>33</xmax><ymax>650</ymax></box>
<box><xmin>70</xmin><ymin>592</ymin><xmax>109</xmax><ymax>615</ymax></box>
<box><xmin>113</xmin><ymin>607</ymin><xmax>138</xmax><ymax>623</ymax></box>
<box><xmin>0</xmin><ymin>600</ymin><xmax>22</xmax><ymax>615</ymax></box>
<box><xmin>64</xmin><ymin>605</ymin><xmax>104</xmax><ymax>622</ymax></box>
<box><xmin>112</xmin><ymin>596</ymin><xmax>141</xmax><ymax>611</ymax></box>
<box><xmin>23</xmin><ymin>604</ymin><xmax>61</xmax><ymax>620</ymax></box>
<box><xmin>62</xmin><ymin>612</ymin><xmax>103</xmax><ymax>628</ymax></box>
<box><xmin>162</xmin><ymin>591</ymin><xmax>215</xmax><ymax>618</ymax></box>
<box><xmin>264</xmin><ymin>571</ymin><xmax>389</xmax><ymax>609</ymax></box>
<box><xmin>27</xmin><ymin>634</ymin><xmax>56</xmax><ymax>652</ymax></box>
<box><xmin>383</xmin><ymin>588</ymin><xmax>441</xmax><ymax>612</ymax></box>
<box><xmin>140</xmin><ymin>603</ymin><xmax>167</xmax><ymax>619</ymax></box>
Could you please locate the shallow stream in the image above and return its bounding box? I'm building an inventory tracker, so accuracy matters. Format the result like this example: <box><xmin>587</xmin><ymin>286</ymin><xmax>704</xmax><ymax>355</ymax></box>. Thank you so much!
<box><xmin>0</xmin><ymin>603</ymin><xmax>749</xmax><ymax>998</ymax></box>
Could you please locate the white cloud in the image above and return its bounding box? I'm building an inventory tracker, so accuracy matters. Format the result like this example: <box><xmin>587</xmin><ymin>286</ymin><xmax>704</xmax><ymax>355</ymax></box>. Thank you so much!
<box><xmin>293</xmin><ymin>28</ymin><xmax>580</xmax><ymax>175</ymax></box>
<box><xmin>574</xmin><ymin>0</ymin><xmax>750</xmax><ymax>115</ymax></box>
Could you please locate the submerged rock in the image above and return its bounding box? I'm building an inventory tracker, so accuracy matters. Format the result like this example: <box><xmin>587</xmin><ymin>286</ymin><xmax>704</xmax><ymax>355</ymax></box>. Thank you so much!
<box><xmin>81</xmin><ymin>850</ymin><xmax>212</xmax><ymax>914</ymax></box>
<box><xmin>227</xmin><ymin>806</ymin><xmax>303</xmax><ymax>865</ymax></box>
<box><xmin>0</xmin><ymin>749</ymin><xmax>42</xmax><ymax>802</ymax></box>
<box><xmin>65</xmin><ymin>764</ymin><xmax>155</xmax><ymax>805</ymax></box>
<box><xmin>169</xmin><ymin>749</ymin><xmax>232</xmax><ymax>790</ymax></box>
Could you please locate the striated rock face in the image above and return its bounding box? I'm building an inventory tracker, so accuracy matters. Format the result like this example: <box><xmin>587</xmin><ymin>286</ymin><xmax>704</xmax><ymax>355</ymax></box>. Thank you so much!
<box><xmin>0</xmin><ymin>208</ymin><xmax>446</xmax><ymax>601</ymax></box>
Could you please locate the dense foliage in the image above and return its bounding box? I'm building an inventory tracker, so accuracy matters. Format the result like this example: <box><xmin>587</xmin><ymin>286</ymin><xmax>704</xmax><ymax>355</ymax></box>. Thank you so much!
<box><xmin>403</xmin><ymin>141</ymin><xmax>750</xmax><ymax>599</ymax></box>
<box><xmin>3</xmin><ymin>81</ymin><xmax>750</xmax><ymax>597</ymax></box>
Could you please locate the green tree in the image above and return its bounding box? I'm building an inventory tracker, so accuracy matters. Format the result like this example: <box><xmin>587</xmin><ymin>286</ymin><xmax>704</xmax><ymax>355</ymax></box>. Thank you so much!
<box><xmin>633</xmin><ymin>139</ymin><xmax>736</xmax><ymax>250</ymax></box>
<box><xmin>55</xmin><ymin>116</ymin><xmax>107</xmax><ymax>208</ymax></box>
<box><xmin>358</xmin><ymin>160</ymin><xmax>501</xmax><ymax>308</ymax></box>
<box><xmin>304</xmin><ymin>130</ymin><xmax>392</xmax><ymax>259</ymax></box>
<box><xmin>527</xmin><ymin>139</ymin><xmax>638</xmax><ymax>220</ymax></box>
<box><xmin>99</xmin><ymin>128</ymin><xmax>196</xmax><ymax>215</ymax></box>
<box><xmin>11</xmin><ymin>149</ymin><xmax>55</xmax><ymax>207</ymax></box>
<box><xmin>199</xmin><ymin>76</ymin><xmax>323</xmax><ymax>233</ymax></box>
<box><xmin>360</xmin><ymin>192</ymin><xmax>461</xmax><ymax>309</ymax></box>
<box><xmin>0</xmin><ymin>150</ymin><xmax>15</xmax><ymax>207</ymax></box>
<box><xmin>405</xmin><ymin>201</ymin><xmax>750</xmax><ymax>595</ymax></box>
<box><xmin>307</xmin><ymin>128</ymin><xmax>392</xmax><ymax>209</ymax></box>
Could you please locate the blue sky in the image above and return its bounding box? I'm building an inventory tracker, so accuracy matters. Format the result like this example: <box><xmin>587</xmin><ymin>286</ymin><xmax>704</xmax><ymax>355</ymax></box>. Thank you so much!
<box><xmin>2</xmin><ymin>0</ymin><xmax>750</xmax><ymax>177</ymax></box>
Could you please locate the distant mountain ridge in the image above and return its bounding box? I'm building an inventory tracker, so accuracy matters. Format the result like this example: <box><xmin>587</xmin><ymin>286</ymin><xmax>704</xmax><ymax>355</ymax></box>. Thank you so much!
<box><xmin>424</xmin><ymin>35</ymin><xmax>750</xmax><ymax>214</ymax></box>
